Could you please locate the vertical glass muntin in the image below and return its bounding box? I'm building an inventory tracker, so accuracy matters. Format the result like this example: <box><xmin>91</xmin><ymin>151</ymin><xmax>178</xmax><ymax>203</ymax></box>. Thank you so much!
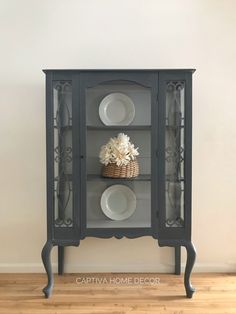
<box><xmin>165</xmin><ymin>81</ymin><xmax>185</xmax><ymax>227</ymax></box>
<box><xmin>53</xmin><ymin>81</ymin><xmax>73</xmax><ymax>227</ymax></box>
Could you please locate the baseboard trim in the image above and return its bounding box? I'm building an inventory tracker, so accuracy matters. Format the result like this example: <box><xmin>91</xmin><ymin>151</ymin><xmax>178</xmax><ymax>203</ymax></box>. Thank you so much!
<box><xmin>0</xmin><ymin>263</ymin><xmax>235</xmax><ymax>273</ymax></box>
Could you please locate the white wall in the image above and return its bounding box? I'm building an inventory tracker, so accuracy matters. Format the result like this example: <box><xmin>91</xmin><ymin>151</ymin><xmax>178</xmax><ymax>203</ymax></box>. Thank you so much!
<box><xmin>0</xmin><ymin>0</ymin><xmax>236</xmax><ymax>273</ymax></box>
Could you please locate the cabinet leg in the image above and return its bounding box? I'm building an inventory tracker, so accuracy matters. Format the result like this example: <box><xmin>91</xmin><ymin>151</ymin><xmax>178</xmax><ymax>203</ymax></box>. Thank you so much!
<box><xmin>175</xmin><ymin>246</ymin><xmax>181</xmax><ymax>275</ymax></box>
<box><xmin>158</xmin><ymin>239</ymin><xmax>196</xmax><ymax>298</ymax></box>
<box><xmin>41</xmin><ymin>241</ymin><xmax>54</xmax><ymax>298</ymax></box>
<box><xmin>183</xmin><ymin>242</ymin><xmax>196</xmax><ymax>298</ymax></box>
<box><xmin>58</xmin><ymin>246</ymin><xmax>64</xmax><ymax>275</ymax></box>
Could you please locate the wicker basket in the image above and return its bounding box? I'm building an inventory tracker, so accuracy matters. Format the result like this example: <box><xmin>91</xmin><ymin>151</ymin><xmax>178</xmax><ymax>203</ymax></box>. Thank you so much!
<box><xmin>102</xmin><ymin>159</ymin><xmax>139</xmax><ymax>178</ymax></box>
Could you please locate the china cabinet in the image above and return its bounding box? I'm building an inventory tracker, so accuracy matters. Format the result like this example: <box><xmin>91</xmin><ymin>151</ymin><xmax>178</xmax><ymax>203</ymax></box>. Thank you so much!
<box><xmin>42</xmin><ymin>69</ymin><xmax>196</xmax><ymax>298</ymax></box>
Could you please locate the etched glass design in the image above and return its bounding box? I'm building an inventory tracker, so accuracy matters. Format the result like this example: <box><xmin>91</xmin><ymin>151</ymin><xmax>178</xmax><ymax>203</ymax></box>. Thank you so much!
<box><xmin>165</xmin><ymin>81</ymin><xmax>185</xmax><ymax>227</ymax></box>
<box><xmin>53</xmin><ymin>81</ymin><xmax>73</xmax><ymax>227</ymax></box>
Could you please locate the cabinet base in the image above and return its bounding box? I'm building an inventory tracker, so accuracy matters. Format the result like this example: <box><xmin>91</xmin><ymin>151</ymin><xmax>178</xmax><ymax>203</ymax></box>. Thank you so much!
<box><xmin>41</xmin><ymin>238</ymin><xmax>196</xmax><ymax>298</ymax></box>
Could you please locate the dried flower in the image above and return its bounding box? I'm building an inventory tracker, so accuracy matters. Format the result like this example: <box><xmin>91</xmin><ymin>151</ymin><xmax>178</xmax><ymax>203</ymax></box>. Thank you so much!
<box><xmin>99</xmin><ymin>133</ymin><xmax>139</xmax><ymax>166</ymax></box>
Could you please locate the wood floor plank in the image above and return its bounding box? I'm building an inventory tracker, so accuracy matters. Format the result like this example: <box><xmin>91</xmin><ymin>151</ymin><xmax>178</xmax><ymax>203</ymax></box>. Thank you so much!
<box><xmin>0</xmin><ymin>273</ymin><xmax>235</xmax><ymax>314</ymax></box>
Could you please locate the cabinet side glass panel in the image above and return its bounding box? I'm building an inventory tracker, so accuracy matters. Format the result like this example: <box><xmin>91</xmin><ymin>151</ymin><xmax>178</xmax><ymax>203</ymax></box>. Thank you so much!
<box><xmin>53</xmin><ymin>81</ymin><xmax>73</xmax><ymax>227</ymax></box>
<box><xmin>165</xmin><ymin>81</ymin><xmax>185</xmax><ymax>227</ymax></box>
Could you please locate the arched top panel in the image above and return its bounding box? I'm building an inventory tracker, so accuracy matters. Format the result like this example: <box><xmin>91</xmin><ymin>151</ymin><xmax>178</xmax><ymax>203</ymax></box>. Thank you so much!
<box><xmin>80</xmin><ymin>72</ymin><xmax>155</xmax><ymax>89</ymax></box>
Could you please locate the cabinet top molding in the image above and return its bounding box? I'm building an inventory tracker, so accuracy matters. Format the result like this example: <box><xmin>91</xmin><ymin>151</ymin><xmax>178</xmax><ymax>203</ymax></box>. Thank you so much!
<box><xmin>42</xmin><ymin>69</ymin><xmax>196</xmax><ymax>73</ymax></box>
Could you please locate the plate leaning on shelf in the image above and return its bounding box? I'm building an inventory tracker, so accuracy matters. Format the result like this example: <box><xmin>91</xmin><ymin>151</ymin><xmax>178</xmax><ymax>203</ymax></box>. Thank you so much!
<box><xmin>100</xmin><ymin>184</ymin><xmax>136</xmax><ymax>221</ymax></box>
<box><xmin>99</xmin><ymin>93</ymin><xmax>135</xmax><ymax>125</ymax></box>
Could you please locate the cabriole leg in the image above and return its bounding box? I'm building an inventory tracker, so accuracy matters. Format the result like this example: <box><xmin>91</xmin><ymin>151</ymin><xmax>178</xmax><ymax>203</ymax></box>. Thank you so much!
<box><xmin>41</xmin><ymin>241</ymin><xmax>54</xmax><ymax>298</ymax></box>
<box><xmin>58</xmin><ymin>246</ymin><xmax>64</xmax><ymax>275</ymax></box>
<box><xmin>175</xmin><ymin>246</ymin><xmax>181</xmax><ymax>275</ymax></box>
<box><xmin>183</xmin><ymin>242</ymin><xmax>196</xmax><ymax>298</ymax></box>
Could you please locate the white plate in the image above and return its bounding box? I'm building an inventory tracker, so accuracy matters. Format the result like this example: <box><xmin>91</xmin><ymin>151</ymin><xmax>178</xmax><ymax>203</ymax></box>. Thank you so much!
<box><xmin>99</xmin><ymin>93</ymin><xmax>135</xmax><ymax>125</ymax></box>
<box><xmin>100</xmin><ymin>185</ymin><xmax>136</xmax><ymax>221</ymax></box>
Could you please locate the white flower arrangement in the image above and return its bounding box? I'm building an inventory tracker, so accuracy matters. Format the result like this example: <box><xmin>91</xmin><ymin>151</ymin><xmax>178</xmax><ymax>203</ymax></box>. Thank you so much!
<box><xmin>99</xmin><ymin>133</ymin><xmax>139</xmax><ymax>167</ymax></box>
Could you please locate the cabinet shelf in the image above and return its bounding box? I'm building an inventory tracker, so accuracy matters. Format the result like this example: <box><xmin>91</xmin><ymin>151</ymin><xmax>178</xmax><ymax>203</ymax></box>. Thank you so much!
<box><xmin>54</xmin><ymin>125</ymin><xmax>72</xmax><ymax>130</ymax></box>
<box><xmin>165</xmin><ymin>125</ymin><xmax>184</xmax><ymax>129</ymax></box>
<box><xmin>87</xmin><ymin>174</ymin><xmax>151</xmax><ymax>182</ymax></box>
<box><xmin>54</xmin><ymin>174</ymin><xmax>72</xmax><ymax>181</ymax></box>
<box><xmin>165</xmin><ymin>175</ymin><xmax>184</xmax><ymax>182</ymax></box>
<box><xmin>165</xmin><ymin>118</ymin><xmax>184</xmax><ymax>129</ymax></box>
<box><xmin>87</xmin><ymin>125</ymin><xmax>151</xmax><ymax>131</ymax></box>
<box><xmin>54</xmin><ymin>174</ymin><xmax>151</xmax><ymax>182</ymax></box>
<box><xmin>86</xmin><ymin>125</ymin><xmax>183</xmax><ymax>131</ymax></box>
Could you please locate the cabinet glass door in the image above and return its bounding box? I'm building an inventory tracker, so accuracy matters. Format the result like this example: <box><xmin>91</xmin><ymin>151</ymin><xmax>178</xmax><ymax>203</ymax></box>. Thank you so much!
<box><xmin>82</xmin><ymin>77</ymin><xmax>152</xmax><ymax>230</ymax></box>
<box><xmin>165</xmin><ymin>81</ymin><xmax>185</xmax><ymax>228</ymax></box>
<box><xmin>53</xmin><ymin>81</ymin><xmax>73</xmax><ymax>228</ymax></box>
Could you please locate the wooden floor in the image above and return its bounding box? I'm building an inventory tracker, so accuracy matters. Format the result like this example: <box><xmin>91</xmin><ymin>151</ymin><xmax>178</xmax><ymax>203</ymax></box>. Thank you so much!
<box><xmin>0</xmin><ymin>273</ymin><xmax>235</xmax><ymax>313</ymax></box>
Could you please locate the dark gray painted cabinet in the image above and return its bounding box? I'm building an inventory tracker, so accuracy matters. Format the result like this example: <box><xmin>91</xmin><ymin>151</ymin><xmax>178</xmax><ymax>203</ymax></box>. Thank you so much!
<box><xmin>42</xmin><ymin>69</ymin><xmax>196</xmax><ymax>298</ymax></box>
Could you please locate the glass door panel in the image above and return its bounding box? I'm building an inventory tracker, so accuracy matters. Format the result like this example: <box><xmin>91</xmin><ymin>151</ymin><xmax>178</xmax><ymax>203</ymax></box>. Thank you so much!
<box><xmin>85</xmin><ymin>80</ymin><xmax>151</xmax><ymax>228</ymax></box>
